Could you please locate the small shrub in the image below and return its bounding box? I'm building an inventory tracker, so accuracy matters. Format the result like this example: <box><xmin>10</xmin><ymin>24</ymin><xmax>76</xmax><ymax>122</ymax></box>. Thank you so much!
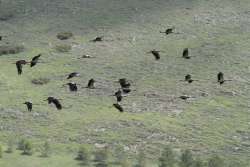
<box><xmin>120</xmin><ymin>157</ymin><xmax>131</xmax><ymax>167</ymax></box>
<box><xmin>114</xmin><ymin>146</ymin><xmax>130</xmax><ymax>167</ymax></box>
<box><xmin>18</xmin><ymin>139</ymin><xmax>32</xmax><ymax>155</ymax></box>
<box><xmin>158</xmin><ymin>146</ymin><xmax>176</xmax><ymax>167</ymax></box>
<box><xmin>57</xmin><ymin>32</ymin><xmax>73</xmax><ymax>40</ymax></box>
<box><xmin>76</xmin><ymin>146</ymin><xmax>90</xmax><ymax>166</ymax></box>
<box><xmin>0</xmin><ymin>45</ymin><xmax>24</xmax><ymax>56</ymax></box>
<box><xmin>120</xmin><ymin>159</ymin><xmax>131</xmax><ymax>167</ymax></box>
<box><xmin>55</xmin><ymin>44</ymin><xmax>72</xmax><ymax>53</ymax></box>
<box><xmin>41</xmin><ymin>141</ymin><xmax>50</xmax><ymax>157</ymax></box>
<box><xmin>22</xmin><ymin>140</ymin><xmax>32</xmax><ymax>155</ymax></box>
<box><xmin>17</xmin><ymin>138</ymin><xmax>26</xmax><ymax>150</ymax></box>
<box><xmin>208</xmin><ymin>155</ymin><xmax>224</xmax><ymax>167</ymax></box>
<box><xmin>6</xmin><ymin>138</ymin><xmax>14</xmax><ymax>153</ymax></box>
<box><xmin>0</xmin><ymin>145</ymin><xmax>2</xmax><ymax>158</ymax></box>
<box><xmin>193</xmin><ymin>158</ymin><xmax>204</xmax><ymax>167</ymax></box>
<box><xmin>179</xmin><ymin>149</ymin><xmax>194</xmax><ymax>167</ymax></box>
<box><xmin>94</xmin><ymin>147</ymin><xmax>110</xmax><ymax>167</ymax></box>
<box><xmin>134</xmin><ymin>150</ymin><xmax>146</xmax><ymax>167</ymax></box>
<box><xmin>31</xmin><ymin>77</ymin><xmax>50</xmax><ymax>85</ymax></box>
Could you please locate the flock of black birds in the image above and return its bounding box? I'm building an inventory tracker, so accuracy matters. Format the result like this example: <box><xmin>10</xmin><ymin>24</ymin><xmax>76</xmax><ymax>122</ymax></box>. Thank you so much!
<box><xmin>5</xmin><ymin>27</ymin><xmax>230</xmax><ymax>113</ymax></box>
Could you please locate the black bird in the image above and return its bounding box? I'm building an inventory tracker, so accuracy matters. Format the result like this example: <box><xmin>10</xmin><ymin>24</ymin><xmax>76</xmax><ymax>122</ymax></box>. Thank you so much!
<box><xmin>67</xmin><ymin>72</ymin><xmax>80</xmax><ymax>79</ymax></box>
<box><xmin>87</xmin><ymin>79</ymin><xmax>95</xmax><ymax>89</ymax></box>
<box><xmin>184</xmin><ymin>74</ymin><xmax>198</xmax><ymax>83</ymax></box>
<box><xmin>217</xmin><ymin>72</ymin><xmax>224</xmax><ymax>84</ymax></box>
<box><xmin>30</xmin><ymin>54</ymin><xmax>41</xmax><ymax>67</ymax></box>
<box><xmin>122</xmin><ymin>87</ymin><xmax>132</xmax><ymax>94</ymax></box>
<box><xmin>92</xmin><ymin>36</ymin><xmax>104</xmax><ymax>42</ymax></box>
<box><xmin>80</xmin><ymin>54</ymin><xmax>95</xmax><ymax>58</ymax></box>
<box><xmin>182</xmin><ymin>48</ymin><xmax>190</xmax><ymax>59</ymax></box>
<box><xmin>179</xmin><ymin>95</ymin><xmax>192</xmax><ymax>100</ymax></box>
<box><xmin>24</xmin><ymin>101</ymin><xmax>32</xmax><ymax>112</ymax></box>
<box><xmin>217</xmin><ymin>72</ymin><xmax>232</xmax><ymax>85</ymax></box>
<box><xmin>149</xmin><ymin>50</ymin><xmax>160</xmax><ymax>60</ymax></box>
<box><xmin>46</xmin><ymin>97</ymin><xmax>62</xmax><ymax>110</ymax></box>
<box><xmin>160</xmin><ymin>28</ymin><xmax>174</xmax><ymax>35</ymax></box>
<box><xmin>65</xmin><ymin>82</ymin><xmax>78</xmax><ymax>92</ymax></box>
<box><xmin>113</xmin><ymin>103</ymin><xmax>124</xmax><ymax>112</ymax></box>
<box><xmin>15</xmin><ymin>60</ymin><xmax>29</xmax><ymax>75</ymax></box>
<box><xmin>185</xmin><ymin>74</ymin><xmax>192</xmax><ymax>82</ymax></box>
<box><xmin>118</xmin><ymin>78</ymin><xmax>131</xmax><ymax>88</ymax></box>
<box><xmin>114</xmin><ymin>89</ymin><xmax>123</xmax><ymax>102</ymax></box>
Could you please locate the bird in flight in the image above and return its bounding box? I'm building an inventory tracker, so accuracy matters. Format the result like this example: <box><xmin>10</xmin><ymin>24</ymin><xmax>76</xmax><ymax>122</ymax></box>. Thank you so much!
<box><xmin>113</xmin><ymin>103</ymin><xmax>124</xmax><ymax>112</ymax></box>
<box><xmin>182</xmin><ymin>48</ymin><xmax>190</xmax><ymax>59</ymax></box>
<box><xmin>67</xmin><ymin>72</ymin><xmax>80</xmax><ymax>79</ymax></box>
<box><xmin>15</xmin><ymin>60</ymin><xmax>29</xmax><ymax>75</ymax></box>
<box><xmin>91</xmin><ymin>36</ymin><xmax>104</xmax><ymax>42</ymax></box>
<box><xmin>148</xmin><ymin>50</ymin><xmax>161</xmax><ymax>60</ymax></box>
<box><xmin>182</xmin><ymin>74</ymin><xmax>198</xmax><ymax>83</ymax></box>
<box><xmin>30</xmin><ymin>54</ymin><xmax>42</xmax><ymax>67</ymax></box>
<box><xmin>217</xmin><ymin>72</ymin><xmax>232</xmax><ymax>85</ymax></box>
<box><xmin>87</xmin><ymin>79</ymin><xmax>95</xmax><ymax>89</ymax></box>
<box><xmin>113</xmin><ymin>89</ymin><xmax>123</xmax><ymax>102</ymax></box>
<box><xmin>24</xmin><ymin>101</ymin><xmax>32</xmax><ymax>112</ymax></box>
<box><xmin>45</xmin><ymin>97</ymin><xmax>62</xmax><ymax>110</ymax></box>
<box><xmin>160</xmin><ymin>28</ymin><xmax>174</xmax><ymax>35</ymax></box>
<box><xmin>179</xmin><ymin>95</ymin><xmax>193</xmax><ymax>100</ymax></box>
<box><xmin>64</xmin><ymin>82</ymin><xmax>78</xmax><ymax>92</ymax></box>
<box><xmin>118</xmin><ymin>78</ymin><xmax>131</xmax><ymax>89</ymax></box>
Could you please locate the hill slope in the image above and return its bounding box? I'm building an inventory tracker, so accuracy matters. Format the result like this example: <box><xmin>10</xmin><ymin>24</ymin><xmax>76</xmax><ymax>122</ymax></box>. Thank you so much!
<box><xmin>0</xmin><ymin>0</ymin><xmax>250</xmax><ymax>166</ymax></box>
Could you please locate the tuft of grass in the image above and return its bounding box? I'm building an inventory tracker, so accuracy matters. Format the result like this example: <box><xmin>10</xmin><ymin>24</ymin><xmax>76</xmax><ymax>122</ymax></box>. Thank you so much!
<box><xmin>56</xmin><ymin>32</ymin><xmax>73</xmax><ymax>40</ymax></box>
<box><xmin>31</xmin><ymin>78</ymin><xmax>50</xmax><ymax>85</ymax></box>
<box><xmin>54</xmin><ymin>44</ymin><xmax>72</xmax><ymax>53</ymax></box>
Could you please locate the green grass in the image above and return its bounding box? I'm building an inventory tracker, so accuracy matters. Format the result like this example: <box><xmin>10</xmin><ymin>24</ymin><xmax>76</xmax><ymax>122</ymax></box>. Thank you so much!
<box><xmin>0</xmin><ymin>0</ymin><xmax>250</xmax><ymax>166</ymax></box>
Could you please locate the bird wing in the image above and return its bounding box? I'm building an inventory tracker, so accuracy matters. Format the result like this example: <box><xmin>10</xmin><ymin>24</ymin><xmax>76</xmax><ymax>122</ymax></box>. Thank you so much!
<box><xmin>30</xmin><ymin>54</ymin><xmax>41</xmax><ymax>67</ymax></box>
<box><xmin>53</xmin><ymin>99</ymin><xmax>62</xmax><ymax>110</ymax></box>
<box><xmin>114</xmin><ymin>104</ymin><xmax>123</xmax><ymax>112</ymax></box>
<box><xmin>32</xmin><ymin>54</ymin><xmax>41</xmax><ymax>61</ymax></box>
<box><xmin>16</xmin><ymin>63</ymin><xmax>22</xmax><ymax>75</ymax></box>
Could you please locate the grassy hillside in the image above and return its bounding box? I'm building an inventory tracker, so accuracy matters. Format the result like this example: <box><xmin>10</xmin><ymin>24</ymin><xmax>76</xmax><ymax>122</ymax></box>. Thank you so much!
<box><xmin>0</xmin><ymin>0</ymin><xmax>250</xmax><ymax>166</ymax></box>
